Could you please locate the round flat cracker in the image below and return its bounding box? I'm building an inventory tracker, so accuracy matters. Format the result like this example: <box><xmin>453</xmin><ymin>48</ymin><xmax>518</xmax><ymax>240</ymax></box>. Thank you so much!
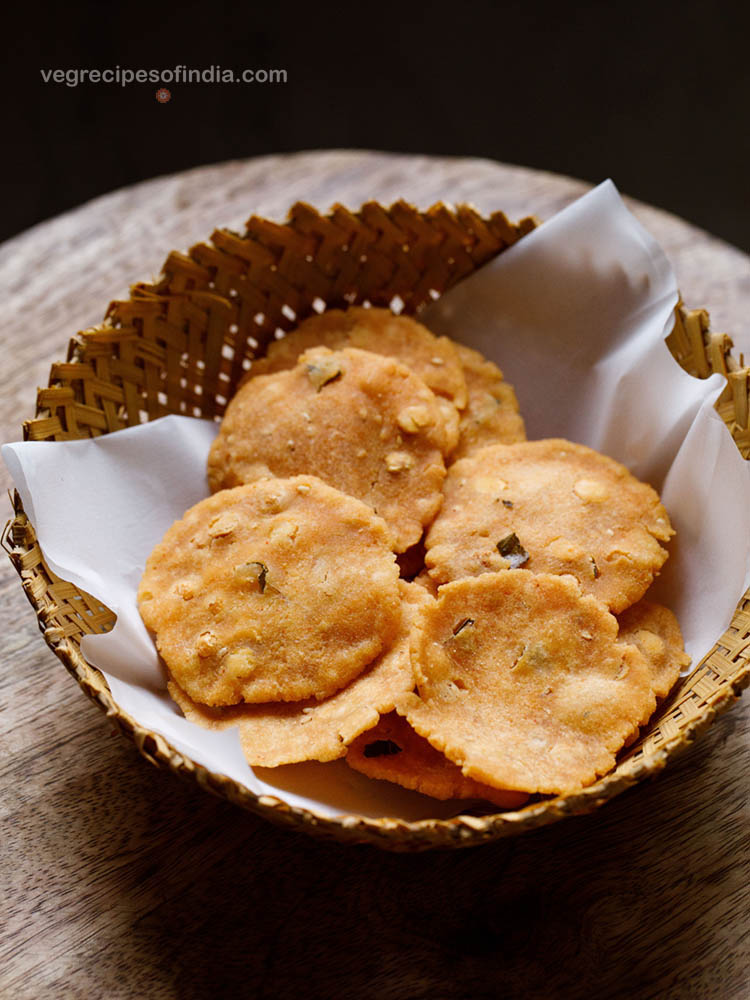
<box><xmin>402</xmin><ymin>571</ymin><xmax>657</xmax><ymax>794</ymax></box>
<box><xmin>617</xmin><ymin>600</ymin><xmax>690</xmax><ymax>700</ymax></box>
<box><xmin>346</xmin><ymin>712</ymin><xmax>529</xmax><ymax>809</ymax></box>
<box><xmin>138</xmin><ymin>476</ymin><xmax>400</xmax><ymax>706</ymax></box>
<box><xmin>167</xmin><ymin>582</ymin><xmax>428</xmax><ymax>766</ymax></box>
<box><xmin>425</xmin><ymin>438</ymin><xmax>673</xmax><ymax>613</ymax></box>
<box><xmin>249</xmin><ymin>307</ymin><xmax>468</xmax><ymax>408</ymax></box>
<box><xmin>413</xmin><ymin>570</ymin><xmax>439</xmax><ymax>597</ymax></box>
<box><xmin>452</xmin><ymin>343</ymin><xmax>526</xmax><ymax>460</ymax></box>
<box><xmin>208</xmin><ymin>347</ymin><xmax>449</xmax><ymax>552</ymax></box>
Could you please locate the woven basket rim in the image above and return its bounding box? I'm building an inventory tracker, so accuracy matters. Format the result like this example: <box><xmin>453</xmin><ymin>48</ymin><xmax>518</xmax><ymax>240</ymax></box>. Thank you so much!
<box><xmin>7</xmin><ymin>197</ymin><xmax>750</xmax><ymax>850</ymax></box>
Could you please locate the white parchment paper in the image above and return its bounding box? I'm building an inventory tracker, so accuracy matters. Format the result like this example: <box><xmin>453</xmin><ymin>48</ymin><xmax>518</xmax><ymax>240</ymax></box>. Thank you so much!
<box><xmin>5</xmin><ymin>180</ymin><xmax>750</xmax><ymax>819</ymax></box>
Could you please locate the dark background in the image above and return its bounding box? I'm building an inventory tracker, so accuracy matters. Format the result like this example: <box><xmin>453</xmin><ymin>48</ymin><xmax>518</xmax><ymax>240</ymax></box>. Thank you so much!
<box><xmin>3</xmin><ymin>0</ymin><xmax>749</xmax><ymax>250</ymax></box>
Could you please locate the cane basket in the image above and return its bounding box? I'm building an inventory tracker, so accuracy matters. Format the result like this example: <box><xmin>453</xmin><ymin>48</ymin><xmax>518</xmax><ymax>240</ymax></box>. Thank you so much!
<box><xmin>5</xmin><ymin>199</ymin><xmax>750</xmax><ymax>851</ymax></box>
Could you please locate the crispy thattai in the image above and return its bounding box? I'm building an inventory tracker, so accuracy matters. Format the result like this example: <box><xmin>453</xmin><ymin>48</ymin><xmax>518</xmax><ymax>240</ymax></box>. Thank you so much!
<box><xmin>138</xmin><ymin>476</ymin><xmax>400</xmax><ymax>706</ymax></box>
<box><xmin>412</xmin><ymin>570</ymin><xmax>439</xmax><ymax>597</ymax></box>
<box><xmin>452</xmin><ymin>343</ymin><xmax>526</xmax><ymax>460</ymax></box>
<box><xmin>249</xmin><ymin>307</ymin><xmax>468</xmax><ymax>408</ymax></box>
<box><xmin>347</xmin><ymin>712</ymin><xmax>529</xmax><ymax>809</ymax></box>
<box><xmin>425</xmin><ymin>438</ymin><xmax>673</xmax><ymax>612</ymax></box>
<box><xmin>617</xmin><ymin>599</ymin><xmax>690</xmax><ymax>700</ymax></box>
<box><xmin>402</xmin><ymin>571</ymin><xmax>657</xmax><ymax>794</ymax></box>
<box><xmin>208</xmin><ymin>347</ymin><xmax>450</xmax><ymax>552</ymax></box>
<box><xmin>168</xmin><ymin>582</ymin><xmax>428</xmax><ymax>766</ymax></box>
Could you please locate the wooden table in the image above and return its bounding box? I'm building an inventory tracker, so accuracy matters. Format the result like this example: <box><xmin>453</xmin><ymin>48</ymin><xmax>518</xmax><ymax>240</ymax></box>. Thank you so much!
<box><xmin>1</xmin><ymin>152</ymin><xmax>748</xmax><ymax>1000</ymax></box>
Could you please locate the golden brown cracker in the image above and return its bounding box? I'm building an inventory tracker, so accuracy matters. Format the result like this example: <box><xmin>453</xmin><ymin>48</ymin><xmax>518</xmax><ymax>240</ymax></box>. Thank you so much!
<box><xmin>246</xmin><ymin>312</ymin><xmax>349</xmax><ymax>380</ymax></box>
<box><xmin>425</xmin><ymin>438</ymin><xmax>673</xmax><ymax>612</ymax></box>
<box><xmin>413</xmin><ymin>570</ymin><xmax>439</xmax><ymax>597</ymax></box>
<box><xmin>138</xmin><ymin>476</ymin><xmax>400</xmax><ymax>706</ymax></box>
<box><xmin>167</xmin><ymin>582</ymin><xmax>428</xmax><ymax>766</ymax></box>
<box><xmin>402</xmin><ymin>570</ymin><xmax>657</xmax><ymax>794</ymax></box>
<box><xmin>617</xmin><ymin>600</ymin><xmax>690</xmax><ymax>700</ymax></box>
<box><xmin>452</xmin><ymin>343</ymin><xmax>526</xmax><ymax>460</ymax></box>
<box><xmin>346</xmin><ymin>712</ymin><xmax>529</xmax><ymax>809</ymax></box>
<box><xmin>249</xmin><ymin>307</ymin><xmax>467</xmax><ymax>408</ymax></box>
<box><xmin>208</xmin><ymin>347</ymin><xmax>449</xmax><ymax>552</ymax></box>
<box><xmin>435</xmin><ymin>396</ymin><xmax>461</xmax><ymax>456</ymax></box>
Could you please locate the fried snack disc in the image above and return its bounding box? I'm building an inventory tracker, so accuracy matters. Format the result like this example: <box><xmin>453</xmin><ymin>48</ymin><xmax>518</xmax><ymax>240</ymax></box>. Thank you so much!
<box><xmin>167</xmin><ymin>582</ymin><xmax>429</xmax><ymax>766</ymax></box>
<box><xmin>249</xmin><ymin>307</ymin><xmax>468</xmax><ymax>408</ymax></box>
<box><xmin>451</xmin><ymin>343</ymin><xmax>526</xmax><ymax>461</ymax></box>
<box><xmin>425</xmin><ymin>438</ymin><xmax>673</xmax><ymax>612</ymax></box>
<box><xmin>346</xmin><ymin>712</ymin><xmax>529</xmax><ymax>809</ymax></box>
<box><xmin>402</xmin><ymin>571</ymin><xmax>657</xmax><ymax>794</ymax></box>
<box><xmin>208</xmin><ymin>347</ymin><xmax>449</xmax><ymax>552</ymax></box>
<box><xmin>413</xmin><ymin>570</ymin><xmax>439</xmax><ymax>597</ymax></box>
<box><xmin>138</xmin><ymin>476</ymin><xmax>400</xmax><ymax>706</ymax></box>
<box><xmin>617</xmin><ymin>600</ymin><xmax>690</xmax><ymax>700</ymax></box>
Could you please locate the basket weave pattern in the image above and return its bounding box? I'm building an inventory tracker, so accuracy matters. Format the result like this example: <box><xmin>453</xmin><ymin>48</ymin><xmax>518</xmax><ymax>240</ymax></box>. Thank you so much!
<box><xmin>6</xmin><ymin>200</ymin><xmax>750</xmax><ymax>850</ymax></box>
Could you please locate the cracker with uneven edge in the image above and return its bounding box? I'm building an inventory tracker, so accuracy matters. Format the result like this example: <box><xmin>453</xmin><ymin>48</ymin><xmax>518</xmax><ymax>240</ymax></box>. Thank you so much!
<box><xmin>413</xmin><ymin>569</ymin><xmax>439</xmax><ymax>597</ymax></box>
<box><xmin>249</xmin><ymin>307</ymin><xmax>468</xmax><ymax>409</ymax></box>
<box><xmin>346</xmin><ymin>712</ymin><xmax>529</xmax><ymax>809</ymax></box>
<box><xmin>452</xmin><ymin>343</ymin><xmax>526</xmax><ymax>461</ymax></box>
<box><xmin>617</xmin><ymin>600</ymin><xmax>690</xmax><ymax>700</ymax></box>
<box><xmin>425</xmin><ymin>438</ymin><xmax>673</xmax><ymax>613</ymax></box>
<box><xmin>209</xmin><ymin>347</ymin><xmax>449</xmax><ymax>552</ymax></box>
<box><xmin>402</xmin><ymin>570</ymin><xmax>657</xmax><ymax>795</ymax></box>
<box><xmin>138</xmin><ymin>476</ymin><xmax>400</xmax><ymax>706</ymax></box>
<box><xmin>167</xmin><ymin>582</ymin><xmax>429</xmax><ymax>766</ymax></box>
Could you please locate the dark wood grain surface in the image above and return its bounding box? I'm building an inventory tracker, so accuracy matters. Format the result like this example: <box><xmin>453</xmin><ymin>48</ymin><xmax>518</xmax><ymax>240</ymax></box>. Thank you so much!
<box><xmin>1</xmin><ymin>151</ymin><xmax>748</xmax><ymax>1000</ymax></box>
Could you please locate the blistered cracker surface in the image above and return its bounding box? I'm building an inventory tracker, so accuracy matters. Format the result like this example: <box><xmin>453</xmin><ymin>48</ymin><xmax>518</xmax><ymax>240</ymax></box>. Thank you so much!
<box><xmin>434</xmin><ymin>396</ymin><xmax>461</xmax><ymax>456</ymax></box>
<box><xmin>402</xmin><ymin>571</ymin><xmax>657</xmax><ymax>795</ymax></box>
<box><xmin>346</xmin><ymin>712</ymin><xmax>529</xmax><ymax>809</ymax></box>
<box><xmin>425</xmin><ymin>438</ymin><xmax>673</xmax><ymax>612</ymax></box>
<box><xmin>617</xmin><ymin>599</ymin><xmax>691</xmax><ymax>701</ymax></box>
<box><xmin>208</xmin><ymin>347</ymin><xmax>449</xmax><ymax>552</ymax></box>
<box><xmin>249</xmin><ymin>307</ymin><xmax>468</xmax><ymax>408</ymax></box>
<box><xmin>451</xmin><ymin>343</ymin><xmax>526</xmax><ymax>460</ymax></box>
<box><xmin>167</xmin><ymin>581</ymin><xmax>428</xmax><ymax>766</ymax></box>
<box><xmin>138</xmin><ymin>477</ymin><xmax>400</xmax><ymax>706</ymax></box>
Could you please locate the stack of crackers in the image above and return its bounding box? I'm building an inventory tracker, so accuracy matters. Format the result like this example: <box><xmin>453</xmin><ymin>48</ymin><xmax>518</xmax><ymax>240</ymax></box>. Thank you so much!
<box><xmin>138</xmin><ymin>307</ymin><xmax>690</xmax><ymax>809</ymax></box>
